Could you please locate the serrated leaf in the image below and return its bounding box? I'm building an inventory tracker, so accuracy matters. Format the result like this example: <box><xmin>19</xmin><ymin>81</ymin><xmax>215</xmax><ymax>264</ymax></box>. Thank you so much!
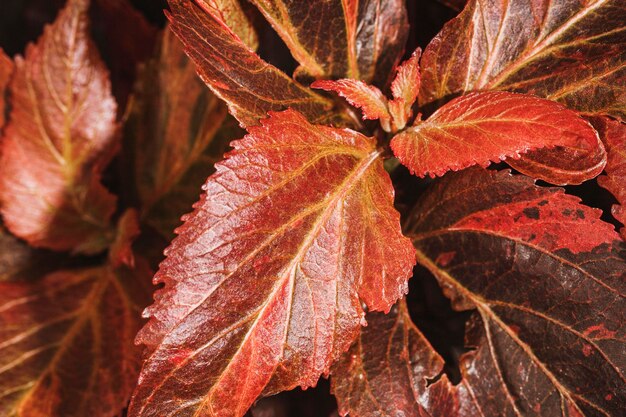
<box><xmin>419</xmin><ymin>0</ymin><xmax>626</xmax><ymax>121</ymax></box>
<box><xmin>196</xmin><ymin>0</ymin><xmax>258</xmax><ymax>50</ymax></box>
<box><xmin>166</xmin><ymin>0</ymin><xmax>346</xmax><ymax>128</ymax></box>
<box><xmin>128</xmin><ymin>25</ymin><xmax>228</xmax><ymax>212</ymax></box>
<box><xmin>398</xmin><ymin>167</ymin><xmax>625</xmax><ymax>416</ymax></box>
<box><xmin>0</xmin><ymin>261</ymin><xmax>152</xmax><ymax>417</ymax></box>
<box><xmin>0</xmin><ymin>49</ymin><xmax>12</xmax><ymax>130</ymax></box>
<box><xmin>388</xmin><ymin>48</ymin><xmax>421</xmax><ymax>129</ymax></box>
<box><xmin>128</xmin><ymin>109</ymin><xmax>415</xmax><ymax>417</ymax></box>
<box><xmin>311</xmin><ymin>79</ymin><xmax>391</xmax><ymax>125</ymax></box>
<box><xmin>390</xmin><ymin>91</ymin><xmax>599</xmax><ymax>177</ymax></box>
<box><xmin>595</xmin><ymin>116</ymin><xmax>626</xmax><ymax>238</ymax></box>
<box><xmin>0</xmin><ymin>0</ymin><xmax>118</xmax><ymax>254</ymax></box>
<box><xmin>248</xmin><ymin>0</ymin><xmax>408</xmax><ymax>84</ymax></box>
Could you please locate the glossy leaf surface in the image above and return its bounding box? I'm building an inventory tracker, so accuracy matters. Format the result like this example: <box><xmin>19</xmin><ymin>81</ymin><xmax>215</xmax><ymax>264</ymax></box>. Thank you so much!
<box><xmin>166</xmin><ymin>0</ymin><xmax>343</xmax><ymax>128</ymax></box>
<box><xmin>0</xmin><ymin>262</ymin><xmax>151</xmax><ymax>417</ymax></box>
<box><xmin>595</xmin><ymin>116</ymin><xmax>626</xmax><ymax>238</ymax></box>
<box><xmin>401</xmin><ymin>168</ymin><xmax>626</xmax><ymax>416</ymax></box>
<box><xmin>390</xmin><ymin>91</ymin><xmax>599</xmax><ymax>177</ymax></box>
<box><xmin>129</xmin><ymin>109</ymin><xmax>415</xmax><ymax>417</ymax></box>
<box><xmin>0</xmin><ymin>49</ymin><xmax>12</xmax><ymax>129</ymax></box>
<box><xmin>249</xmin><ymin>0</ymin><xmax>408</xmax><ymax>84</ymax></box>
<box><xmin>129</xmin><ymin>26</ymin><xmax>227</xmax><ymax>212</ymax></box>
<box><xmin>419</xmin><ymin>0</ymin><xmax>626</xmax><ymax>121</ymax></box>
<box><xmin>0</xmin><ymin>0</ymin><xmax>118</xmax><ymax>254</ymax></box>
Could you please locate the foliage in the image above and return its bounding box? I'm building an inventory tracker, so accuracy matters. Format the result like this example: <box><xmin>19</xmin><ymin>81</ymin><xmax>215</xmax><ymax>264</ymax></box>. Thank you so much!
<box><xmin>0</xmin><ymin>0</ymin><xmax>624</xmax><ymax>416</ymax></box>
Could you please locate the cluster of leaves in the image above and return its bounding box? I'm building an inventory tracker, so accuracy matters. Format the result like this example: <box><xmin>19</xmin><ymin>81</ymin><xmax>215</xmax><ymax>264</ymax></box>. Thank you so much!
<box><xmin>0</xmin><ymin>0</ymin><xmax>624</xmax><ymax>416</ymax></box>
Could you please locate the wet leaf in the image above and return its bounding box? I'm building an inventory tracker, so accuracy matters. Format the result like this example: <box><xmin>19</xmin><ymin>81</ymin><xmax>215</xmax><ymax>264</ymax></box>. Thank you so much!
<box><xmin>419</xmin><ymin>0</ymin><xmax>626</xmax><ymax>121</ymax></box>
<box><xmin>0</xmin><ymin>261</ymin><xmax>152</xmax><ymax>417</ymax></box>
<box><xmin>166</xmin><ymin>0</ymin><xmax>344</xmax><ymax>128</ymax></box>
<box><xmin>595</xmin><ymin>116</ymin><xmax>626</xmax><ymax>238</ymax></box>
<box><xmin>390</xmin><ymin>91</ymin><xmax>599</xmax><ymax>177</ymax></box>
<box><xmin>0</xmin><ymin>0</ymin><xmax>118</xmax><ymax>254</ymax></box>
<box><xmin>249</xmin><ymin>0</ymin><xmax>409</xmax><ymax>84</ymax></box>
<box><xmin>128</xmin><ymin>109</ymin><xmax>415</xmax><ymax>417</ymax></box>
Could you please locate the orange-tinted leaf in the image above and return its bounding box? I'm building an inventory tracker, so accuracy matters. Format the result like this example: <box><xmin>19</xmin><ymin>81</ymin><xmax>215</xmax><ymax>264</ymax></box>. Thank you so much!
<box><xmin>0</xmin><ymin>261</ymin><xmax>152</xmax><ymax>417</ymax></box>
<box><xmin>248</xmin><ymin>0</ymin><xmax>408</xmax><ymax>84</ymax></box>
<box><xmin>311</xmin><ymin>79</ymin><xmax>391</xmax><ymax>127</ymax></box>
<box><xmin>196</xmin><ymin>0</ymin><xmax>258</xmax><ymax>50</ymax></box>
<box><xmin>0</xmin><ymin>49</ymin><xmax>12</xmax><ymax>130</ymax></box>
<box><xmin>128</xmin><ymin>26</ymin><xmax>228</xmax><ymax>211</ymax></box>
<box><xmin>388</xmin><ymin>48</ymin><xmax>421</xmax><ymax>129</ymax></box>
<box><xmin>595</xmin><ymin>116</ymin><xmax>626</xmax><ymax>238</ymax></box>
<box><xmin>400</xmin><ymin>168</ymin><xmax>626</xmax><ymax>416</ymax></box>
<box><xmin>390</xmin><ymin>91</ymin><xmax>598</xmax><ymax>177</ymax></box>
<box><xmin>166</xmin><ymin>0</ymin><xmax>343</xmax><ymax>128</ymax></box>
<box><xmin>0</xmin><ymin>0</ymin><xmax>118</xmax><ymax>254</ymax></box>
<box><xmin>129</xmin><ymin>109</ymin><xmax>415</xmax><ymax>417</ymax></box>
<box><xmin>109</xmin><ymin>209</ymin><xmax>141</xmax><ymax>268</ymax></box>
<box><xmin>420</xmin><ymin>0</ymin><xmax>626</xmax><ymax>120</ymax></box>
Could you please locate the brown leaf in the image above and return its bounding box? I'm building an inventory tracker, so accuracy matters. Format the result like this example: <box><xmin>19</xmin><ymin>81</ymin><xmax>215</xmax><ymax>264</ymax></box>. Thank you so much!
<box><xmin>401</xmin><ymin>168</ymin><xmax>626</xmax><ymax>416</ymax></box>
<box><xmin>0</xmin><ymin>0</ymin><xmax>118</xmax><ymax>254</ymax></box>
<box><xmin>128</xmin><ymin>25</ymin><xmax>228</xmax><ymax>212</ymax></box>
<box><xmin>419</xmin><ymin>0</ymin><xmax>626</xmax><ymax>121</ymax></box>
<box><xmin>0</xmin><ymin>261</ymin><xmax>152</xmax><ymax>417</ymax></box>
<box><xmin>166</xmin><ymin>0</ymin><xmax>345</xmax><ymax>128</ymax></box>
<box><xmin>0</xmin><ymin>49</ymin><xmax>12</xmax><ymax>130</ymax></box>
<box><xmin>595</xmin><ymin>116</ymin><xmax>626</xmax><ymax>238</ymax></box>
<box><xmin>109</xmin><ymin>209</ymin><xmax>141</xmax><ymax>268</ymax></box>
<box><xmin>196</xmin><ymin>0</ymin><xmax>258</xmax><ymax>50</ymax></box>
<box><xmin>390</xmin><ymin>91</ymin><xmax>599</xmax><ymax>177</ymax></box>
<box><xmin>128</xmin><ymin>109</ymin><xmax>415</xmax><ymax>417</ymax></box>
<box><xmin>248</xmin><ymin>0</ymin><xmax>409</xmax><ymax>85</ymax></box>
<box><xmin>0</xmin><ymin>225</ymin><xmax>63</xmax><ymax>282</ymax></box>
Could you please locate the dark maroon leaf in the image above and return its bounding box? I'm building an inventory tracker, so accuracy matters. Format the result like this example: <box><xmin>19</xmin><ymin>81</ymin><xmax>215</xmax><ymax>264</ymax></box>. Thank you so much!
<box><xmin>128</xmin><ymin>109</ymin><xmax>415</xmax><ymax>417</ymax></box>
<box><xmin>420</xmin><ymin>0</ymin><xmax>626</xmax><ymax>121</ymax></box>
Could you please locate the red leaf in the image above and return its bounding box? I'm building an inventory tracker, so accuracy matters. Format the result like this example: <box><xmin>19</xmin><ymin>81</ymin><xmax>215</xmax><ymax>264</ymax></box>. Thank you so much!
<box><xmin>419</xmin><ymin>0</ymin><xmax>626</xmax><ymax>121</ymax></box>
<box><xmin>0</xmin><ymin>261</ymin><xmax>152</xmax><ymax>417</ymax></box>
<box><xmin>166</xmin><ymin>0</ymin><xmax>345</xmax><ymax>128</ymax></box>
<box><xmin>0</xmin><ymin>0</ymin><xmax>118</xmax><ymax>254</ymax></box>
<box><xmin>390</xmin><ymin>91</ymin><xmax>599</xmax><ymax>177</ymax></box>
<box><xmin>195</xmin><ymin>0</ymin><xmax>258</xmax><ymax>50</ymax></box>
<box><xmin>388</xmin><ymin>48</ymin><xmax>421</xmax><ymax>129</ymax></box>
<box><xmin>109</xmin><ymin>209</ymin><xmax>141</xmax><ymax>268</ymax></box>
<box><xmin>0</xmin><ymin>49</ymin><xmax>12</xmax><ymax>130</ymax></box>
<box><xmin>595</xmin><ymin>116</ymin><xmax>626</xmax><ymax>238</ymax></box>
<box><xmin>311</xmin><ymin>79</ymin><xmax>391</xmax><ymax>127</ymax></box>
<box><xmin>128</xmin><ymin>109</ymin><xmax>415</xmax><ymax>417</ymax></box>
<box><xmin>334</xmin><ymin>168</ymin><xmax>626</xmax><ymax>417</ymax></box>
<box><xmin>248</xmin><ymin>0</ymin><xmax>408</xmax><ymax>84</ymax></box>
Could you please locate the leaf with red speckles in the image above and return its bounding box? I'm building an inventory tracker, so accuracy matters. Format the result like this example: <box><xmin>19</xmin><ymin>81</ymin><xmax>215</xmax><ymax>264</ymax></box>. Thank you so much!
<box><xmin>594</xmin><ymin>116</ymin><xmax>626</xmax><ymax>238</ymax></box>
<box><xmin>0</xmin><ymin>261</ymin><xmax>152</xmax><ymax>417</ymax></box>
<box><xmin>419</xmin><ymin>0</ymin><xmax>626</xmax><ymax>121</ymax></box>
<box><xmin>390</xmin><ymin>91</ymin><xmax>598</xmax><ymax>177</ymax></box>
<box><xmin>377</xmin><ymin>167</ymin><xmax>625</xmax><ymax>417</ymax></box>
<box><xmin>0</xmin><ymin>0</ymin><xmax>118</xmax><ymax>254</ymax></box>
<box><xmin>248</xmin><ymin>0</ymin><xmax>408</xmax><ymax>85</ymax></box>
<box><xmin>128</xmin><ymin>109</ymin><xmax>415</xmax><ymax>417</ymax></box>
<box><xmin>311</xmin><ymin>79</ymin><xmax>391</xmax><ymax>126</ymax></box>
<box><xmin>166</xmin><ymin>0</ymin><xmax>348</xmax><ymax>128</ymax></box>
<box><xmin>0</xmin><ymin>49</ymin><xmax>12</xmax><ymax>130</ymax></box>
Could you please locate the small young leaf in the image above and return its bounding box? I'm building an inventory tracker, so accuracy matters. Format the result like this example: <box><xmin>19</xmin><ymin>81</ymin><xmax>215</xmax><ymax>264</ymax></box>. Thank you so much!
<box><xmin>390</xmin><ymin>91</ymin><xmax>599</xmax><ymax>177</ymax></box>
<box><xmin>109</xmin><ymin>209</ymin><xmax>141</xmax><ymax>268</ymax></box>
<box><xmin>420</xmin><ymin>0</ymin><xmax>626</xmax><ymax>120</ymax></box>
<box><xmin>196</xmin><ymin>0</ymin><xmax>258</xmax><ymax>50</ymax></box>
<box><xmin>388</xmin><ymin>48</ymin><xmax>421</xmax><ymax>129</ymax></box>
<box><xmin>0</xmin><ymin>49</ymin><xmax>12</xmax><ymax>130</ymax></box>
<box><xmin>166</xmin><ymin>0</ymin><xmax>343</xmax><ymax>128</ymax></box>
<box><xmin>129</xmin><ymin>109</ymin><xmax>415</xmax><ymax>417</ymax></box>
<box><xmin>311</xmin><ymin>79</ymin><xmax>391</xmax><ymax>127</ymax></box>
<box><xmin>0</xmin><ymin>262</ymin><xmax>152</xmax><ymax>417</ymax></box>
<box><xmin>595</xmin><ymin>116</ymin><xmax>626</xmax><ymax>238</ymax></box>
<box><xmin>248</xmin><ymin>0</ymin><xmax>408</xmax><ymax>84</ymax></box>
<box><xmin>0</xmin><ymin>0</ymin><xmax>118</xmax><ymax>254</ymax></box>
